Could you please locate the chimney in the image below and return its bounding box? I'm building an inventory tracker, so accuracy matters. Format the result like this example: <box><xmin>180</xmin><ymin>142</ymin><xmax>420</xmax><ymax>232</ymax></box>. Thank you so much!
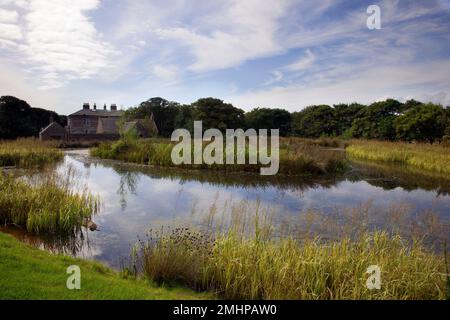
<box><xmin>103</xmin><ymin>104</ymin><xmax>107</xmax><ymax>110</ymax></box>
<box><xmin>83</xmin><ymin>103</ymin><xmax>90</xmax><ymax>110</ymax></box>
<box><xmin>110</xmin><ymin>104</ymin><xmax>117</xmax><ymax>111</ymax></box>
<box><xmin>93</xmin><ymin>103</ymin><xmax>97</xmax><ymax>110</ymax></box>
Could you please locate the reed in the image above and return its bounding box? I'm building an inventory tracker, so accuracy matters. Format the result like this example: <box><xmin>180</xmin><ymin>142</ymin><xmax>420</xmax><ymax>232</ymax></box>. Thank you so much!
<box><xmin>0</xmin><ymin>169</ymin><xmax>99</xmax><ymax>235</ymax></box>
<box><xmin>346</xmin><ymin>140</ymin><xmax>450</xmax><ymax>174</ymax></box>
<box><xmin>0</xmin><ymin>138</ymin><xmax>63</xmax><ymax>167</ymax></box>
<box><xmin>132</xmin><ymin>203</ymin><xmax>448</xmax><ymax>300</ymax></box>
<box><xmin>91</xmin><ymin>137</ymin><xmax>347</xmax><ymax>176</ymax></box>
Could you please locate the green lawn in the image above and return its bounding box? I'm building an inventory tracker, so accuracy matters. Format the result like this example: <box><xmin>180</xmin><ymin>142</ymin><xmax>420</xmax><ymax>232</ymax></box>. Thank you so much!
<box><xmin>0</xmin><ymin>232</ymin><xmax>212</xmax><ymax>300</ymax></box>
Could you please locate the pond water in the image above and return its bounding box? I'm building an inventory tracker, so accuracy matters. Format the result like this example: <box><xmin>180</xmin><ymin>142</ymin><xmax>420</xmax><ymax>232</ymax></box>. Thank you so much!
<box><xmin>7</xmin><ymin>150</ymin><xmax>450</xmax><ymax>268</ymax></box>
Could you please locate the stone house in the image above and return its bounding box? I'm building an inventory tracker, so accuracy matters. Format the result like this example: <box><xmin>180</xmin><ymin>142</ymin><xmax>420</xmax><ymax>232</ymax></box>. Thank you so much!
<box><xmin>39</xmin><ymin>103</ymin><xmax>158</xmax><ymax>141</ymax></box>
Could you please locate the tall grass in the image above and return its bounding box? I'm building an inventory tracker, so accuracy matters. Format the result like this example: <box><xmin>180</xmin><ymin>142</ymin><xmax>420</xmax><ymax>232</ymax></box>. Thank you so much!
<box><xmin>130</xmin><ymin>203</ymin><xmax>448</xmax><ymax>300</ymax></box>
<box><xmin>91</xmin><ymin>137</ymin><xmax>347</xmax><ymax>176</ymax></box>
<box><xmin>0</xmin><ymin>138</ymin><xmax>63</xmax><ymax>167</ymax></box>
<box><xmin>0</xmin><ymin>168</ymin><xmax>99</xmax><ymax>235</ymax></box>
<box><xmin>346</xmin><ymin>140</ymin><xmax>450</xmax><ymax>175</ymax></box>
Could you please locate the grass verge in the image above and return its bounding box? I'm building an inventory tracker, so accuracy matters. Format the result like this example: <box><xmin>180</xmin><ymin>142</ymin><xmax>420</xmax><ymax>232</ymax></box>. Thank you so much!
<box><xmin>346</xmin><ymin>140</ymin><xmax>450</xmax><ymax>174</ymax></box>
<box><xmin>0</xmin><ymin>232</ymin><xmax>211</xmax><ymax>300</ymax></box>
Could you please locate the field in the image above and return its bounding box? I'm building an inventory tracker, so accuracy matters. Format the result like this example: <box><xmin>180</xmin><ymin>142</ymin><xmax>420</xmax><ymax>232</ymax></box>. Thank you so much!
<box><xmin>0</xmin><ymin>232</ymin><xmax>210</xmax><ymax>300</ymax></box>
<box><xmin>346</xmin><ymin>140</ymin><xmax>450</xmax><ymax>174</ymax></box>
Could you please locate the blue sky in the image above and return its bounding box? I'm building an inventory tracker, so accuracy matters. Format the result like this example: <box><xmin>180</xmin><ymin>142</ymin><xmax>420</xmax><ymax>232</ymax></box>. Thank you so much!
<box><xmin>0</xmin><ymin>0</ymin><xmax>449</xmax><ymax>114</ymax></box>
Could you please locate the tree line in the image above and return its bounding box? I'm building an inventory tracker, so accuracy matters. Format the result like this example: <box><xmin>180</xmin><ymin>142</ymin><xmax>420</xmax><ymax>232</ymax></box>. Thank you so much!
<box><xmin>125</xmin><ymin>97</ymin><xmax>449</xmax><ymax>143</ymax></box>
<box><xmin>1</xmin><ymin>95</ymin><xmax>448</xmax><ymax>143</ymax></box>
<box><xmin>0</xmin><ymin>96</ymin><xmax>66</xmax><ymax>139</ymax></box>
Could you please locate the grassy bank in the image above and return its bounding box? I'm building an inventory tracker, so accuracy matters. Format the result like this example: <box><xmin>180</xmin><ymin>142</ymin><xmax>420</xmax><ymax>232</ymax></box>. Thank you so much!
<box><xmin>0</xmin><ymin>138</ymin><xmax>63</xmax><ymax>167</ymax></box>
<box><xmin>0</xmin><ymin>232</ymin><xmax>210</xmax><ymax>299</ymax></box>
<box><xmin>91</xmin><ymin>137</ymin><xmax>346</xmax><ymax>176</ymax></box>
<box><xmin>131</xmin><ymin>207</ymin><xmax>448</xmax><ymax>300</ymax></box>
<box><xmin>0</xmin><ymin>170</ymin><xmax>98</xmax><ymax>235</ymax></box>
<box><xmin>346</xmin><ymin>140</ymin><xmax>450</xmax><ymax>175</ymax></box>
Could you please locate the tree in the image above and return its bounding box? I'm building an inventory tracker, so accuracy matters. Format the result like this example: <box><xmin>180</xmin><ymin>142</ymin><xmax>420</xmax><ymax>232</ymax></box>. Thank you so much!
<box><xmin>394</xmin><ymin>103</ymin><xmax>447</xmax><ymax>143</ymax></box>
<box><xmin>333</xmin><ymin>103</ymin><xmax>365</xmax><ymax>136</ymax></box>
<box><xmin>245</xmin><ymin>108</ymin><xmax>291</xmax><ymax>136</ymax></box>
<box><xmin>124</xmin><ymin>97</ymin><xmax>180</xmax><ymax>137</ymax></box>
<box><xmin>349</xmin><ymin>99</ymin><xmax>402</xmax><ymax>140</ymax></box>
<box><xmin>190</xmin><ymin>98</ymin><xmax>245</xmax><ymax>132</ymax></box>
<box><xmin>291</xmin><ymin>105</ymin><xmax>337</xmax><ymax>138</ymax></box>
<box><xmin>174</xmin><ymin>104</ymin><xmax>194</xmax><ymax>132</ymax></box>
<box><xmin>0</xmin><ymin>95</ymin><xmax>65</xmax><ymax>139</ymax></box>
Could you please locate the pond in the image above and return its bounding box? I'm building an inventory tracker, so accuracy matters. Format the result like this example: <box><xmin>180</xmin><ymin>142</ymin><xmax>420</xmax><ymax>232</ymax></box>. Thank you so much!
<box><xmin>5</xmin><ymin>149</ymin><xmax>450</xmax><ymax>268</ymax></box>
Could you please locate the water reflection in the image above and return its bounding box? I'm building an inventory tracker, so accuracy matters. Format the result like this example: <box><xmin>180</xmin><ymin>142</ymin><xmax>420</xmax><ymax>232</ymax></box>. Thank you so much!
<box><xmin>10</xmin><ymin>150</ymin><xmax>450</xmax><ymax>268</ymax></box>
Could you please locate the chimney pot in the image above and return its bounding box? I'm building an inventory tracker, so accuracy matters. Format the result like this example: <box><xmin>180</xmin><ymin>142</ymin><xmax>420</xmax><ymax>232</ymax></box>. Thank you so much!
<box><xmin>93</xmin><ymin>103</ymin><xmax>97</xmax><ymax>110</ymax></box>
<box><xmin>104</xmin><ymin>104</ymin><xmax>107</xmax><ymax>110</ymax></box>
<box><xmin>83</xmin><ymin>103</ymin><xmax>90</xmax><ymax>110</ymax></box>
<box><xmin>110</xmin><ymin>104</ymin><xmax>117</xmax><ymax>111</ymax></box>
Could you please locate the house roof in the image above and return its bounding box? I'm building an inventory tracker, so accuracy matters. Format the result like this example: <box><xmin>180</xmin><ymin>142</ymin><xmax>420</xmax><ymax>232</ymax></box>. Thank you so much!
<box><xmin>69</xmin><ymin>109</ymin><xmax>123</xmax><ymax>117</ymax></box>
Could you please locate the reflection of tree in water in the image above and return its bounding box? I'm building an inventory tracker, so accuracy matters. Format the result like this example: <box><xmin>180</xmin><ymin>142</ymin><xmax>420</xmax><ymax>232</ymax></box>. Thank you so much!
<box><xmin>114</xmin><ymin>167</ymin><xmax>140</xmax><ymax>210</ymax></box>
<box><xmin>347</xmin><ymin>160</ymin><xmax>450</xmax><ymax>196</ymax></box>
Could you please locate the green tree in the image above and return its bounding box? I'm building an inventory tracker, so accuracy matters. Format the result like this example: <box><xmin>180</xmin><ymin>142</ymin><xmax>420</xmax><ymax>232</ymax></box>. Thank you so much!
<box><xmin>350</xmin><ymin>99</ymin><xmax>402</xmax><ymax>140</ymax></box>
<box><xmin>245</xmin><ymin>108</ymin><xmax>291</xmax><ymax>136</ymax></box>
<box><xmin>0</xmin><ymin>96</ymin><xmax>65</xmax><ymax>139</ymax></box>
<box><xmin>191</xmin><ymin>98</ymin><xmax>245</xmax><ymax>132</ymax></box>
<box><xmin>291</xmin><ymin>105</ymin><xmax>337</xmax><ymax>138</ymax></box>
<box><xmin>174</xmin><ymin>104</ymin><xmax>194</xmax><ymax>132</ymax></box>
<box><xmin>124</xmin><ymin>97</ymin><xmax>180</xmax><ymax>137</ymax></box>
<box><xmin>333</xmin><ymin>103</ymin><xmax>365</xmax><ymax>136</ymax></box>
<box><xmin>394</xmin><ymin>103</ymin><xmax>447</xmax><ymax>143</ymax></box>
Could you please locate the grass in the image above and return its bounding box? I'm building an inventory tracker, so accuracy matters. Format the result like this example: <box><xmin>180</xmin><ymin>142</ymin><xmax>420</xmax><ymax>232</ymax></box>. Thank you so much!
<box><xmin>91</xmin><ymin>137</ymin><xmax>347</xmax><ymax>176</ymax></box>
<box><xmin>0</xmin><ymin>232</ymin><xmax>211</xmax><ymax>300</ymax></box>
<box><xmin>346</xmin><ymin>140</ymin><xmax>450</xmax><ymax>175</ymax></box>
<box><xmin>0</xmin><ymin>138</ymin><xmax>63</xmax><ymax>168</ymax></box>
<box><xmin>131</xmin><ymin>204</ymin><xmax>449</xmax><ymax>300</ymax></box>
<box><xmin>0</xmin><ymin>168</ymin><xmax>99</xmax><ymax>236</ymax></box>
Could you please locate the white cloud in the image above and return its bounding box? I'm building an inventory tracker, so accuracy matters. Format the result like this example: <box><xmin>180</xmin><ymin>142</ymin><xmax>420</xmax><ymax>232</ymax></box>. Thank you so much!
<box><xmin>230</xmin><ymin>61</ymin><xmax>450</xmax><ymax>110</ymax></box>
<box><xmin>0</xmin><ymin>8</ymin><xmax>18</xmax><ymax>22</ymax></box>
<box><xmin>155</xmin><ymin>0</ymin><xmax>293</xmax><ymax>72</ymax></box>
<box><xmin>1</xmin><ymin>0</ymin><xmax>115</xmax><ymax>89</ymax></box>
<box><xmin>286</xmin><ymin>49</ymin><xmax>315</xmax><ymax>71</ymax></box>
<box><xmin>151</xmin><ymin>64</ymin><xmax>180</xmax><ymax>84</ymax></box>
<box><xmin>264</xmin><ymin>70</ymin><xmax>284</xmax><ymax>86</ymax></box>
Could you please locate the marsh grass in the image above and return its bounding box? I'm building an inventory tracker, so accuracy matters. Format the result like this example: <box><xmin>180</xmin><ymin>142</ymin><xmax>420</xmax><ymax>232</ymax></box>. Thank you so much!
<box><xmin>0</xmin><ymin>138</ymin><xmax>63</xmax><ymax>167</ymax></box>
<box><xmin>91</xmin><ymin>137</ymin><xmax>347</xmax><ymax>176</ymax></box>
<box><xmin>346</xmin><ymin>140</ymin><xmax>450</xmax><ymax>174</ymax></box>
<box><xmin>131</xmin><ymin>201</ymin><xmax>449</xmax><ymax>300</ymax></box>
<box><xmin>0</xmin><ymin>167</ymin><xmax>99</xmax><ymax>235</ymax></box>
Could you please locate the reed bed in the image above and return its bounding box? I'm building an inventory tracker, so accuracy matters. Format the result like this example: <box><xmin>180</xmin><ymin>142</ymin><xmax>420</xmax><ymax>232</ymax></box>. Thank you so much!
<box><xmin>91</xmin><ymin>137</ymin><xmax>347</xmax><ymax>176</ymax></box>
<box><xmin>0</xmin><ymin>138</ymin><xmax>63</xmax><ymax>167</ymax></box>
<box><xmin>130</xmin><ymin>202</ymin><xmax>448</xmax><ymax>300</ymax></box>
<box><xmin>0</xmin><ymin>168</ymin><xmax>99</xmax><ymax>235</ymax></box>
<box><xmin>346</xmin><ymin>140</ymin><xmax>450</xmax><ymax>175</ymax></box>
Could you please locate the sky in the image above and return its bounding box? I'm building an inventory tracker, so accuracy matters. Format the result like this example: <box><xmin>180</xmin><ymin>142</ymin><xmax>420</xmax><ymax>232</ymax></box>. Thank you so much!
<box><xmin>0</xmin><ymin>0</ymin><xmax>449</xmax><ymax>115</ymax></box>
